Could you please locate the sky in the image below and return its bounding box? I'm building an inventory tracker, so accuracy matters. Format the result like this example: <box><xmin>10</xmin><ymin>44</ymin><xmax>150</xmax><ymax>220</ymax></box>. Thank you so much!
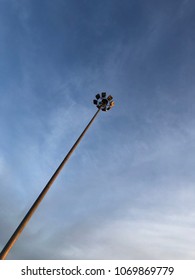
<box><xmin>0</xmin><ymin>0</ymin><xmax>195</xmax><ymax>260</ymax></box>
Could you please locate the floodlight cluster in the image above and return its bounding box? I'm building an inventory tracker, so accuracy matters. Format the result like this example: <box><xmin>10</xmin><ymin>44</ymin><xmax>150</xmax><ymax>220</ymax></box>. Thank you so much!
<box><xmin>93</xmin><ymin>92</ymin><xmax>115</xmax><ymax>111</ymax></box>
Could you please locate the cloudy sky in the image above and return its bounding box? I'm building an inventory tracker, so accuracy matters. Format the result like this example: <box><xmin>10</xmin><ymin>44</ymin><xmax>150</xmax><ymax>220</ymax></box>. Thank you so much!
<box><xmin>1</xmin><ymin>0</ymin><xmax>195</xmax><ymax>260</ymax></box>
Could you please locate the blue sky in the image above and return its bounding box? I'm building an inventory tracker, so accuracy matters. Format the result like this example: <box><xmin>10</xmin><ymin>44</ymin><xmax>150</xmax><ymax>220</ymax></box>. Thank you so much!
<box><xmin>1</xmin><ymin>0</ymin><xmax>195</xmax><ymax>259</ymax></box>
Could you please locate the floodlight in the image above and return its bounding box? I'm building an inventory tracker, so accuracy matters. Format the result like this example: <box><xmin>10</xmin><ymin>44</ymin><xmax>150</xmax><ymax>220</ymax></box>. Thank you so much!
<box><xmin>107</xmin><ymin>95</ymin><xmax>113</xmax><ymax>101</ymax></box>
<box><xmin>102</xmin><ymin>98</ymin><xmax>108</xmax><ymax>106</ymax></box>
<box><xmin>101</xmin><ymin>92</ymin><xmax>106</xmax><ymax>98</ymax></box>
<box><xmin>110</xmin><ymin>101</ymin><xmax>115</xmax><ymax>108</ymax></box>
<box><xmin>93</xmin><ymin>92</ymin><xmax>115</xmax><ymax>112</ymax></box>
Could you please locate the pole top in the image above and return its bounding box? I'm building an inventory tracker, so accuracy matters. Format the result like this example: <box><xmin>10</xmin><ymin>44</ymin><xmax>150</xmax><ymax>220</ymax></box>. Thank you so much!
<box><xmin>93</xmin><ymin>92</ymin><xmax>115</xmax><ymax>112</ymax></box>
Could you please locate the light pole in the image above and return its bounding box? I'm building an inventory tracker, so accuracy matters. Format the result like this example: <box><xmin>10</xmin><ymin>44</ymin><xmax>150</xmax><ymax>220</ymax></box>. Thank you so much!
<box><xmin>0</xmin><ymin>93</ymin><xmax>114</xmax><ymax>260</ymax></box>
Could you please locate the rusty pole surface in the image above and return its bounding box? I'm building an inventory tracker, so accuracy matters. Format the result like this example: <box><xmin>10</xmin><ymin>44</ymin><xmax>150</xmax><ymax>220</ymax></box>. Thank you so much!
<box><xmin>0</xmin><ymin>108</ymin><xmax>101</xmax><ymax>260</ymax></box>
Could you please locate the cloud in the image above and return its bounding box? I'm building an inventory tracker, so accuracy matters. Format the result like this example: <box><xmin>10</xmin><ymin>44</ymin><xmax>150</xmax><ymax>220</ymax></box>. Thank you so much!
<box><xmin>16</xmin><ymin>195</ymin><xmax>195</xmax><ymax>260</ymax></box>
<box><xmin>53</xmin><ymin>181</ymin><xmax>195</xmax><ymax>260</ymax></box>
<box><xmin>1</xmin><ymin>0</ymin><xmax>195</xmax><ymax>260</ymax></box>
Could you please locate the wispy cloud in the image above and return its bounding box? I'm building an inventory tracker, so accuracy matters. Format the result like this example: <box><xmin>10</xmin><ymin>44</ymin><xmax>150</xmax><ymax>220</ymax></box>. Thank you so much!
<box><xmin>1</xmin><ymin>0</ymin><xmax>195</xmax><ymax>259</ymax></box>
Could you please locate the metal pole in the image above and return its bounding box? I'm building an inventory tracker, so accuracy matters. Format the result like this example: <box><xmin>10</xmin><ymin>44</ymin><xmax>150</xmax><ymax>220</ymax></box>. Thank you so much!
<box><xmin>0</xmin><ymin>108</ymin><xmax>101</xmax><ymax>260</ymax></box>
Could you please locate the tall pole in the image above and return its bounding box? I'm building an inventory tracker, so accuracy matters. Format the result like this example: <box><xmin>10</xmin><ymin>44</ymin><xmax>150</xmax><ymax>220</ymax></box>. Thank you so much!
<box><xmin>0</xmin><ymin>93</ymin><xmax>114</xmax><ymax>260</ymax></box>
